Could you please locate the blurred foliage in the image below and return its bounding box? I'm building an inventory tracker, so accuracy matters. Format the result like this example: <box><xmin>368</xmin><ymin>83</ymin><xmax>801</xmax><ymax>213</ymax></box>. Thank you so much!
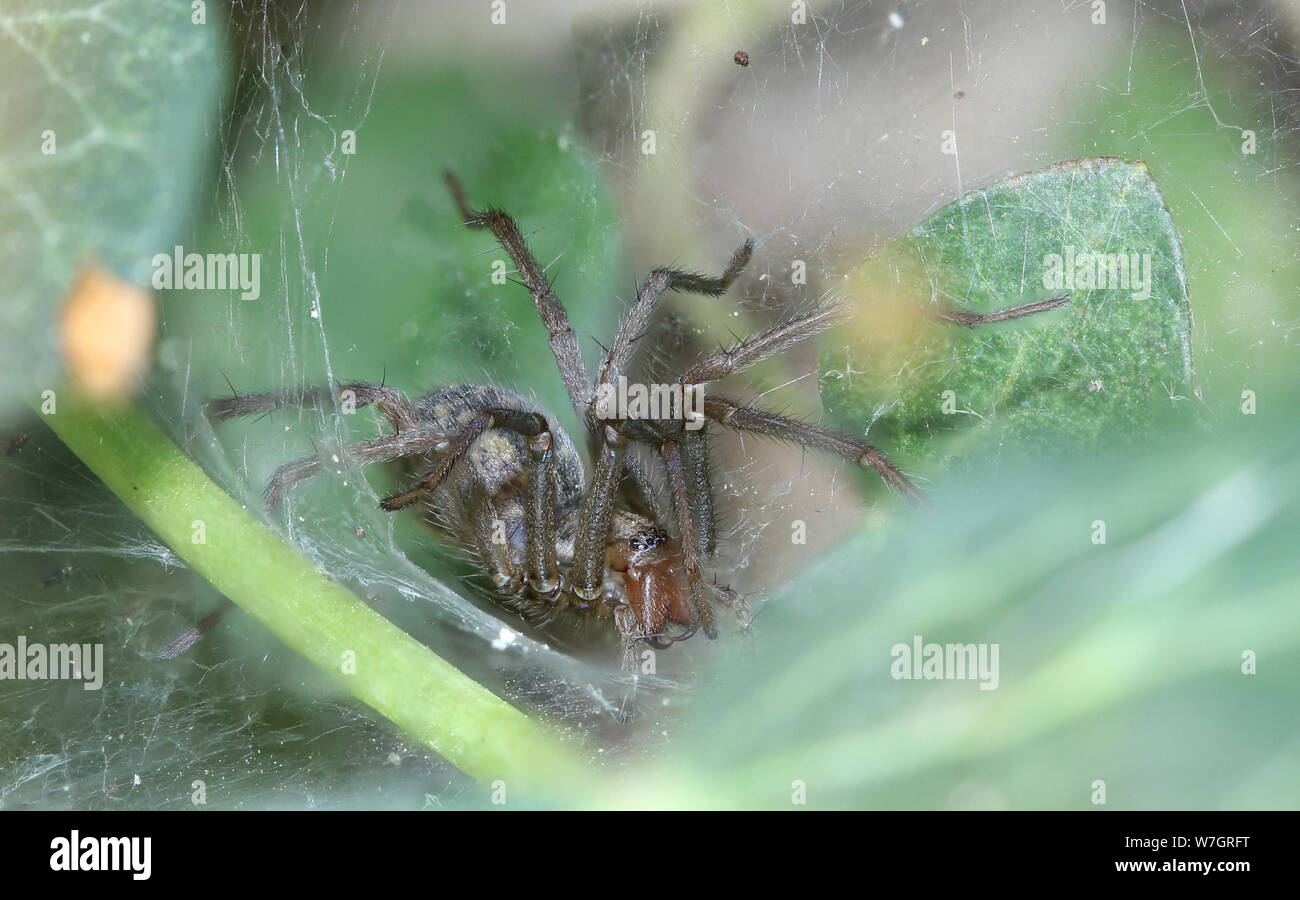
<box><xmin>0</xmin><ymin>0</ymin><xmax>219</xmax><ymax>415</ymax></box>
<box><xmin>674</xmin><ymin>421</ymin><xmax>1300</xmax><ymax>809</ymax></box>
<box><xmin>819</xmin><ymin>158</ymin><xmax>1197</xmax><ymax>473</ymax></box>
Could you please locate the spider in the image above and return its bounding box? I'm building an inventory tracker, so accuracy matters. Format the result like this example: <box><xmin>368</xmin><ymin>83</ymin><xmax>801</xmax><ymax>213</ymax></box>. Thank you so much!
<box><xmin>204</xmin><ymin>173</ymin><xmax>1066</xmax><ymax>670</ymax></box>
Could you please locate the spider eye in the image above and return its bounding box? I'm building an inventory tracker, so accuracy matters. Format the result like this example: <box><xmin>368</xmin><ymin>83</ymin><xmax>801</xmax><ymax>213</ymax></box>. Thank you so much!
<box><xmin>628</xmin><ymin>528</ymin><xmax>668</xmax><ymax>552</ymax></box>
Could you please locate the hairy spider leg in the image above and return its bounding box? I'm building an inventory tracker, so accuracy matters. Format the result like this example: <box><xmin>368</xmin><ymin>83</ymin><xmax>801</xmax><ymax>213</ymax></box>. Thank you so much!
<box><xmin>207</xmin><ymin>381</ymin><xmax>418</xmax><ymax>432</ymax></box>
<box><xmin>660</xmin><ymin>437</ymin><xmax>716</xmax><ymax>639</ymax></box>
<box><xmin>934</xmin><ymin>294</ymin><xmax>1069</xmax><ymax>328</ymax></box>
<box><xmin>681</xmin><ymin>424</ymin><xmax>716</xmax><ymax>556</ymax></box>
<box><xmin>673</xmin><ymin>300</ymin><xmax>920</xmax><ymax>496</ymax></box>
<box><xmin>702</xmin><ymin>395</ymin><xmax>919</xmax><ymax>499</ymax></box>
<box><xmin>681</xmin><ymin>301</ymin><xmax>852</xmax><ymax>386</ymax></box>
<box><xmin>569</xmin><ymin>424</ymin><xmax>626</xmax><ymax>601</ymax></box>
<box><xmin>596</xmin><ymin>241</ymin><xmax>755</xmax><ymax>398</ymax></box>
<box><xmin>674</xmin><ymin>292</ymin><xmax>1071</xmax><ymax>500</ymax></box>
<box><xmin>444</xmin><ymin>171</ymin><xmax>593</xmax><ymax>423</ymax></box>
<box><xmin>596</xmin><ymin>241</ymin><xmax>754</xmax><ymax>551</ymax></box>
<box><xmin>266</xmin><ymin>430</ymin><xmax>448</xmax><ymax>509</ymax></box>
<box><xmin>205</xmin><ymin>381</ymin><xmax>443</xmax><ymax>508</ymax></box>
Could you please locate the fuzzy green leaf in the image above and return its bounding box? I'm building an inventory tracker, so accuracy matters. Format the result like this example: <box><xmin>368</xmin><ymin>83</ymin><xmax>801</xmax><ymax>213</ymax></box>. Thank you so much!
<box><xmin>819</xmin><ymin>158</ymin><xmax>1198</xmax><ymax>474</ymax></box>
<box><xmin>0</xmin><ymin>0</ymin><xmax>220</xmax><ymax>414</ymax></box>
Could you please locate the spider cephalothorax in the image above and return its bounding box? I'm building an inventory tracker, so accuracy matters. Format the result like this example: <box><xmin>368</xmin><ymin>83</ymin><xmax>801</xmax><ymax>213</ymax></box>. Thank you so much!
<box><xmin>206</xmin><ymin>173</ymin><xmax>1065</xmax><ymax>669</ymax></box>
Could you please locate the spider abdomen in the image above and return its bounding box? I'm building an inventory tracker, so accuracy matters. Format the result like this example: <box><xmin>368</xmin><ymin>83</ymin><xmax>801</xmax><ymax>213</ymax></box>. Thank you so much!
<box><xmin>410</xmin><ymin>383</ymin><xmax>581</xmax><ymax>583</ymax></box>
<box><xmin>402</xmin><ymin>384</ymin><xmax>696</xmax><ymax>643</ymax></box>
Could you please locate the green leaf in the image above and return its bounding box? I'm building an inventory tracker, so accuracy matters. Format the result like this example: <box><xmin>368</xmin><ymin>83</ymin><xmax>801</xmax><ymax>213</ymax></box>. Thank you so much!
<box><xmin>0</xmin><ymin>0</ymin><xmax>221</xmax><ymax>413</ymax></box>
<box><xmin>819</xmin><ymin>158</ymin><xmax>1198</xmax><ymax>474</ymax></box>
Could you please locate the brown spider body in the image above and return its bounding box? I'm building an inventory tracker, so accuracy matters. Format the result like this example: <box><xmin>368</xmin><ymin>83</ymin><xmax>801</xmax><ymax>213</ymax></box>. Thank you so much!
<box><xmin>201</xmin><ymin>171</ymin><xmax>1065</xmax><ymax>670</ymax></box>
<box><xmin>409</xmin><ymin>383</ymin><xmax>695</xmax><ymax>643</ymax></box>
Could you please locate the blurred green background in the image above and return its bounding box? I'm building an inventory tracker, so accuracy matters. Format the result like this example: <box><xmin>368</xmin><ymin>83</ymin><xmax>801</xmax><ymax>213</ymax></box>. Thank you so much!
<box><xmin>1</xmin><ymin>0</ymin><xmax>1297</xmax><ymax>808</ymax></box>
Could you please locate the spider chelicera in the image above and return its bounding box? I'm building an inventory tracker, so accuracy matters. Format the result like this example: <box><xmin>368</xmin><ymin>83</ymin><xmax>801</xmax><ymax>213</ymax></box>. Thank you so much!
<box><xmin>201</xmin><ymin>173</ymin><xmax>1066</xmax><ymax>670</ymax></box>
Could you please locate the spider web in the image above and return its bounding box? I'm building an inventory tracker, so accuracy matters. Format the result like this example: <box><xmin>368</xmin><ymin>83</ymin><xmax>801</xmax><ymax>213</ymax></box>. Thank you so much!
<box><xmin>1</xmin><ymin>0</ymin><xmax>1298</xmax><ymax>809</ymax></box>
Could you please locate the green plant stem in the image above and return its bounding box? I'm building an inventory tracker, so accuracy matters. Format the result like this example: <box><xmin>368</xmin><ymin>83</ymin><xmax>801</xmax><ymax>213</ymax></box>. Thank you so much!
<box><xmin>38</xmin><ymin>387</ymin><xmax>586</xmax><ymax>793</ymax></box>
